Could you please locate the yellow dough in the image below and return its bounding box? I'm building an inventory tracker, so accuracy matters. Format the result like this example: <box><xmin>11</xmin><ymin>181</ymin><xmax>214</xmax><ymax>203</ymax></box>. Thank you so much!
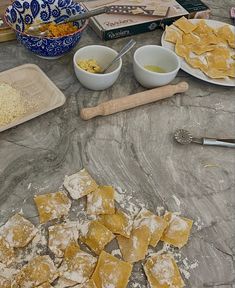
<box><xmin>161</xmin><ymin>212</ymin><xmax>193</xmax><ymax>248</ymax></box>
<box><xmin>164</xmin><ymin>25</ymin><xmax>183</xmax><ymax>44</ymax></box>
<box><xmin>0</xmin><ymin>213</ymin><xmax>37</xmax><ymax>248</ymax></box>
<box><xmin>216</xmin><ymin>25</ymin><xmax>235</xmax><ymax>47</ymax></box>
<box><xmin>226</xmin><ymin>63</ymin><xmax>235</xmax><ymax>77</ymax></box>
<box><xmin>12</xmin><ymin>255</ymin><xmax>58</xmax><ymax>288</ymax></box>
<box><xmin>190</xmin><ymin>44</ymin><xmax>215</xmax><ymax>55</ymax></box>
<box><xmin>206</xmin><ymin>54</ymin><xmax>228</xmax><ymax>71</ymax></box>
<box><xmin>0</xmin><ymin>236</ymin><xmax>15</xmax><ymax>266</ymax></box>
<box><xmin>37</xmin><ymin>283</ymin><xmax>53</xmax><ymax>288</ymax></box>
<box><xmin>34</xmin><ymin>191</ymin><xmax>71</xmax><ymax>224</ymax></box>
<box><xmin>210</xmin><ymin>47</ymin><xmax>231</xmax><ymax>59</ymax></box>
<box><xmin>73</xmin><ymin>279</ymin><xmax>98</xmax><ymax>288</ymax></box>
<box><xmin>64</xmin><ymin>169</ymin><xmax>98</xmax><ymax>200</ymax></box>
<box><xmin>80</xmin><ymin>221</ymin><xmax>115</xmax><ymax>255</ymax></box>
<box><xmin>144</xmin><ymin>253</ymin><xmax>185</xmax><ymax>288</ymax></box>
<box><xmin>193</xmin><ymin>19</ymin><xmax>214</xmax><ymax>36</ymax></box>
<box><xmin>164</xmin><ymin>17</ymin><xmax>235</xmax><ymax>80</ymax></box>
<box><xmin>0</xmin><ymin>276</ymin><xmax>11</xmax><ymax>288</ymax></box>
<box><xmin>117</xmin><ymin>226</ymin><xmax>151</xmax><ymax>263</ymax></box>
<box><xmin>182</xmin><ymin>32</ymin><xmax>199</xmax><ymax>45</ymax></box>
<box><xmin>53</xmin><ymin>277</ymin><xmax>77</xmax><ymax>287</ymax></box>
<box><xmin>133</xmin><ymin>209</ymin><xmax>168</xmax><ymax>247</ymax></box>
<box><xmin>185</xmin><ymin>57</ymin><xmax>208</xmax><ymax>71</ymax></box>
<box><xmin>203</xmin><ymin>68</ymin><xmax>228</xmax><ymax>79</ymax></box>
<box><xmin>175</xmin><ymin>40</ymin><xmax>190</xmax><ymax>59</ymax></box>
<box><xmin>174</xmin><ymin>16</ymin><xmax>196</xmax><ymax>34</ymax></box>
<box><xmin>99</xmin><ymin>209</ymin><xmax>133</xmax><ymax>238</ymax></box>
<box><xmin>87</xmin><ymin>186</ymin><xmax>115</xmax><ymax>215</ymax></box>
<box><xmin>48</xmin><ymin>222</ymin><xmax>79</xmax><ymax>257</ymax></box>
<box><xmin>59</xmin><ymin>242</ymin><xmax>97</xmax><ymax>284</ymax></box>
<box><xmin>91</xmin><ymin>251</ymin><xmax>132</xmax><ymax>288</ymax></box>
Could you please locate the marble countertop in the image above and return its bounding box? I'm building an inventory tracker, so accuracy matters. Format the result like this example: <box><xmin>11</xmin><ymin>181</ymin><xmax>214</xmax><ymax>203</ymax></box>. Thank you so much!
<box><xmin>0</xmin><ymin>0</ymin><xmax>234</xmax><ymax>287</ymax></box>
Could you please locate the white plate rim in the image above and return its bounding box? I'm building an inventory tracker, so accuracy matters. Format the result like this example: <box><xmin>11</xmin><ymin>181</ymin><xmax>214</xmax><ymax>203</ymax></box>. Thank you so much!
<box><xmin>161</xmin><ymin>19</ymin><xmax>235</xmax><ymax>87</ymax></box>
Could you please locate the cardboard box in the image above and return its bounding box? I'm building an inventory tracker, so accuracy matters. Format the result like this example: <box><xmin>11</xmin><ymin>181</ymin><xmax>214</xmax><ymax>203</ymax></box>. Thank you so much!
<box><xmin>81</xmin><ymin>0</ymin><xmax>210</xmax><ymax>40</ymax></box>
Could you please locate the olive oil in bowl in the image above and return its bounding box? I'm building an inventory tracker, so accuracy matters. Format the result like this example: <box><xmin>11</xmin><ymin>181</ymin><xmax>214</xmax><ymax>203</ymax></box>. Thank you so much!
<box><xmin>144</xmin><ymin>65</ymin><xmax>166</xmax><ymax>73</ymax></box>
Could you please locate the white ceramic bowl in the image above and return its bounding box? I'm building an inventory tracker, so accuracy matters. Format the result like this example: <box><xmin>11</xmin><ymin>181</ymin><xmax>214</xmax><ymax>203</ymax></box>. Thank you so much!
<box><xmin>73</xmin><ymin>45</ymin><xmax>122</xmax><ymax>90</ymax></box>
<box><xmin>133</xmin><ymin>45</ymin><xmax>180</xmax><ymax>88</ymax></box>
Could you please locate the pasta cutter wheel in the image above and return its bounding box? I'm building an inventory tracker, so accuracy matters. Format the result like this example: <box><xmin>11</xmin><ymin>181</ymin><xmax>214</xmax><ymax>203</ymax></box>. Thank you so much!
<box><xmin>174</xmin><ymin>129</ymin><xmax>192</xmax><ymax>145</ymax></box>
<box><xmin>174</xmin><ymin>129</ymin><xmax>235</xmax><ymax>148</ymax></box>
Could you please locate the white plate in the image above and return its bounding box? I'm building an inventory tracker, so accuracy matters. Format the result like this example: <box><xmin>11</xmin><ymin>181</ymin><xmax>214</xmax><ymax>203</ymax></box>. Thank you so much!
<box><xmin>161</xmin><ymin>19</ymin><xmax>235</xmax><ymax>87</ymax></box>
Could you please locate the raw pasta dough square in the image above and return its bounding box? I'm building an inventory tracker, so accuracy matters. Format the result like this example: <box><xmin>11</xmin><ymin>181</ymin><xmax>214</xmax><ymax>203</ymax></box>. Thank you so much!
<box><xmin>80</xmin><ymin>221</ymin><xmax>115</xmax><ymax>255</ymax></box>
<box><xmin>164</xmin><ymin>25</ymin><xmax>183</xmax><ymax>44</ymax></box>
<box><xmin>99</xmin><ymin>209</ymin><xmax>133</xmax><ymax>238</ymax></box>
<box><xmin>34</xmin><ymin>191</ymin><xmax>71</xmax><ymax>224</ymax></box>
<box><xmin>12</xmin><ymin>255</ymin><xmax>58</xmax><ymax>288</ymax></box>
<box><xmin>0</xmin><ymin>213</ymin><xmax>37</xmax><ymax>248</ymax></box>
<box><xmin>87</xmin><ymin>186</ymin><xmax>115</xmax><ymax>215</ymax></box>
<box><xmin>37</xmin><ymin>283</ymin><xmax>53</xmax><ymax>288</ymax></box>
<box><xmin>161</xmin><ymin>212</ymin><xmax>193</xmax><ymax>248</ymax></box>
<box><xmin>144</xmin><ymin>253</ymin><xmax>185</xmax><ymax>288</ymax></box>
<box><xmin>91</xmin><ymin>251</ymin><xmax>132</xmax><ymax>288</ymax></box>
<box><xmin>64</xmin><ymin>169</ymin><xmax>98</xmax><ymax>200</ymax></box>
<box><xmin>72</xmin><ymin>279</ymin><xmax>97</xmax><ymax>288</ymax></box>
<box><xmin>48</xmin><ymin>222</ymin><xmax>79</xmax><ymax>257</ymax></box>
<box><xmin>53</xmin><ymin>277</ymin><xmax>76</xmax><ymax>288</ymax></box>
<box><xmin>133</xmin><ymin>209</ymin><xmax>168</xmax><ymax>247</ymax></box>
<box><xmin>0</xmin><ymin>236</ymin><xmax>15</xmax><ymax>266</ymax></box>
<box><xmin>0</xmin><ymin>276</ymin><xmax>11</xmax><ymax>288</ymax></box>
<box><xmin>117</xmin><ymin>226</ymin><xmax>151</xmax><ymax>263</ymax></box>
<box><xmin>59</xmin><ymin>242</ymin><xmax>97</xmax><ymax>284</ymax></box>
<box><xmin>174</xmin><ymin>16</ymin><xmax>196</xmax><ymax>34</ymax></box>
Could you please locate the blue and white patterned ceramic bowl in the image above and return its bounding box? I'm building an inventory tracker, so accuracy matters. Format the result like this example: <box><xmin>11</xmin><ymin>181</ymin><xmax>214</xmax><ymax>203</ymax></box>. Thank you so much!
<box><xmin>5</xmin><ymin>0</ymin><xmax>87</xmax><ymax>59</ymax></box>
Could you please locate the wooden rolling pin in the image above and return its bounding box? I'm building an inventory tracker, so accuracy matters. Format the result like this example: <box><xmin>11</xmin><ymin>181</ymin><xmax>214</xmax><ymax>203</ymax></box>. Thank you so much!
<box><xmin>80</xmin><ymin>81</ymin><xmax>189</xmax><ymax>120</ymax></box>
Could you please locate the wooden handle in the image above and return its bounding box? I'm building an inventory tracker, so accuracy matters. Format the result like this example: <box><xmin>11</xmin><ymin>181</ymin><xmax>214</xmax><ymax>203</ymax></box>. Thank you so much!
<box><xmin>80</xmin><ymin>81</ymin><xmax>188</xmax><ymax>120</ymax></box>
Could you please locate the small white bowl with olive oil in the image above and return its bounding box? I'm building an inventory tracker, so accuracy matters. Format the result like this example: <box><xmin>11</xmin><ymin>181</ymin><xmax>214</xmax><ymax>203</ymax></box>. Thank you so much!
<box><xmin>133</xmin><ymin>45</ymin><xmax>180</xmax><ymax>88</ymax></box>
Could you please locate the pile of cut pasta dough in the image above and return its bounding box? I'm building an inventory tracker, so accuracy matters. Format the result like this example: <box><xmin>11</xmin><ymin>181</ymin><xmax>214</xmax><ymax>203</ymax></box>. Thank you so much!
<box><xmin>0</xmin><ymin>169</ymin><xmax>194</xmax><ymax>288</ymax></box>
<box><xmin>164</xmin><ymin>17</ymin><xmax>235</xmax><ymax>79</ymax></box>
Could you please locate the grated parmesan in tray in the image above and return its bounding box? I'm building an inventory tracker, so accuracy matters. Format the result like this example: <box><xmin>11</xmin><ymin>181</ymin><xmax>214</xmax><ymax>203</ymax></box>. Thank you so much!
<box><xmin>0</xmin><ymin>83</ymin><xmax>37</xmax><ymax>126</ymax></box>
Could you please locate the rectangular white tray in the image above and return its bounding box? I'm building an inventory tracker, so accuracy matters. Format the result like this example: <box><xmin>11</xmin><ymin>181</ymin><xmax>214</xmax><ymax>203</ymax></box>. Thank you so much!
<box><xmin>0</xmin><ymin>64</ymin><xmax>66</xmax><ymax>132</ymax></box>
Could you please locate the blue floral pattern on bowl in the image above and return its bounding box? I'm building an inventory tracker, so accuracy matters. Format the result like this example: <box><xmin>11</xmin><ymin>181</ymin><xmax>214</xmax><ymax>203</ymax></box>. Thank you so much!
<box><xmin>5</xmin><ymin>0</ymin><xmax>86</xmax><ymax>58</ymax></box>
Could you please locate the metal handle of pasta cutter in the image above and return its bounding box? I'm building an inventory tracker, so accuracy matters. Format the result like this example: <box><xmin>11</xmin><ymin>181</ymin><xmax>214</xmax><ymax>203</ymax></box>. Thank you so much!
<box><xmin>203</xmin><ymin>138</ymin><xmax>235</xmax><ymax>148</ymax></box>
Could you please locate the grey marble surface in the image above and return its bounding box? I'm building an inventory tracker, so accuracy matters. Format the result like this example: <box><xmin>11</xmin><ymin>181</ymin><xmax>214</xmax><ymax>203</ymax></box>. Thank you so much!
<box><xmin>0</xmin><ymin>0</ymin><xmax>235</xmax><ymax>287</ymax></box>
